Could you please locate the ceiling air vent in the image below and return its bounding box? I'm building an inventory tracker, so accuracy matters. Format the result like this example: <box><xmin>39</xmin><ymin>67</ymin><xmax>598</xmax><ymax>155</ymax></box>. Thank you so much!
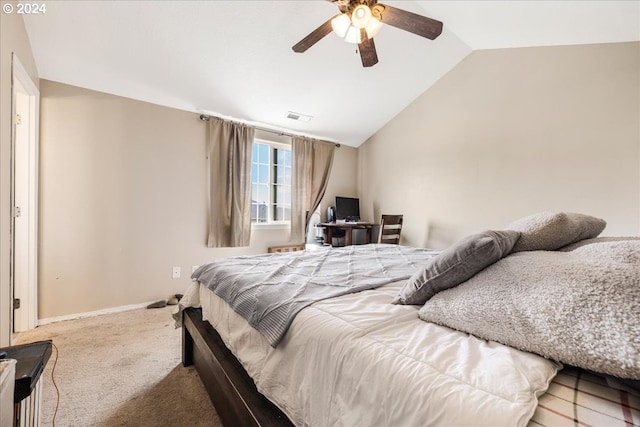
<box><xmin>286</xmin><ymin>111</ymin><xmax>313</xmax><ymax>122</ymax></box>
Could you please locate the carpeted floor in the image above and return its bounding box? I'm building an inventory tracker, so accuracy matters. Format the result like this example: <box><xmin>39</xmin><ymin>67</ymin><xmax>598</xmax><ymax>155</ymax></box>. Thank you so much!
<box><xmin>14</xmin><ymin>306</ymin><xmax>221</xmax><ymax>427</ymax></box>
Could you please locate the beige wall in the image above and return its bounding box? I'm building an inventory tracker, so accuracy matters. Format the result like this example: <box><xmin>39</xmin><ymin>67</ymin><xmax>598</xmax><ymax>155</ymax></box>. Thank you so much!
<box><xmin>0</xmin><ymin>11</ymin><xmax>39</xmax><ymax>345</ymax></box>
<box><xmin>38</xmin><ymin>80</ymin><xmax>358</xmax><ymax>319</ymax></box>
<box><xmin>358</xmin><ymin>42</ymin><xmax>640</xmax><ymax>249</ymax></box>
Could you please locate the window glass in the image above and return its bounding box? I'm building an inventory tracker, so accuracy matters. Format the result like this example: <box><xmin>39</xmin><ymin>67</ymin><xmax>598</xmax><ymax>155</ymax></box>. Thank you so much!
<box><xmin>259</xmin><ymin>144</ymin><xmax>269</xmax><ymax>164</ymax></box>
<box><xmin>251</xmin><ymin>141</ymin><xmax>291</xmax><ymax>224</ymax></box>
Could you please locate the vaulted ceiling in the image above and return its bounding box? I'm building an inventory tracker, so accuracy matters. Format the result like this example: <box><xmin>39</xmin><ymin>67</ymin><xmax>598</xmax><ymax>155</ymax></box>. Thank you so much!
<box><xmin>23</xmin><ymin>1</ymin><xmax>640</xmax><ymax>147</ymax></box>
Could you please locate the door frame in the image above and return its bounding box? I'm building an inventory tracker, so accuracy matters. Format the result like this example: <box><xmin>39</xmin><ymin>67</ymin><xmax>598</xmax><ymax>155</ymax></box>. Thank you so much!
<box><xmin>10</xmin><ymin>53</ymin><xmax>39</xmax><ymax>334</ymax></box>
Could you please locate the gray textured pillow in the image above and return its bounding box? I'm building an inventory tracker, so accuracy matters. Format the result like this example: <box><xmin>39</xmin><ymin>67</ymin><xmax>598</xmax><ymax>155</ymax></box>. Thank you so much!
<box><xmin>418</xmin><ymin>239</ymin><xmax>640</xmax><ymax>380</ymax></box>
<box><xmin>506</xmin><ymin>211</ymin><xmax>606</xmax><ymax>252</ymax></box>
<box><xmin>394</xmin><ymin>230</ymin><xmax>520</xmax><ymax>305</ymax></box>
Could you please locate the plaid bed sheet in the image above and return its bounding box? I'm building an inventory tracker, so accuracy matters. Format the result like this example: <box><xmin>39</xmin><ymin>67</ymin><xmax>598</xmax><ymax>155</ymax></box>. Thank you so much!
<box><xmin>529</xmin><ymin>367</ymin><xmax>639</xmax><ymax>427</ymax></box>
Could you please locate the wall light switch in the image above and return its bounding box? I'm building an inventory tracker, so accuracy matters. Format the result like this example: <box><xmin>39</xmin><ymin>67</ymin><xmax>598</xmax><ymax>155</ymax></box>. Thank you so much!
<box><xmin>172</xmin><ymin>266</ymin><xmax>181</xmax><ymax>279</ymax></box>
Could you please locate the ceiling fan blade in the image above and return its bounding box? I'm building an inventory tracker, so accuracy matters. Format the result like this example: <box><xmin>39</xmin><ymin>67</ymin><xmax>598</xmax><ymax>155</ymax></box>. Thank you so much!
<box><xmin>358</xmin><ymin>29</ymin><xmax>378</xmax><ymax>67</ymax></box>
<box><xmin>378</xmin><ymin>4</ymin><xmax>443</xmax><ymax>40</ymax></box>
<box><xmin>292</xmin><ymin>18</ymin><xmax>334</xmax><ymax>53</ymax></box>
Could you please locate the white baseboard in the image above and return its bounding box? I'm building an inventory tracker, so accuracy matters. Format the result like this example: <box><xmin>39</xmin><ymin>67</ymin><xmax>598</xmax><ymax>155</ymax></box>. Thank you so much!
<box><xmin>37</xmin><ymin>301</ymin><xmax>156</xmax><ymax>326</ymax></box>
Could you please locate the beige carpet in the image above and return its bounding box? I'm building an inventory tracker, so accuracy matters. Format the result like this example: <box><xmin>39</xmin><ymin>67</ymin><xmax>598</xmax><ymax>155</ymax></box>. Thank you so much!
<box><xmin>14</xmin><ymin>306</ymin><xmax>221</xmax><ymax>427</ymax></box>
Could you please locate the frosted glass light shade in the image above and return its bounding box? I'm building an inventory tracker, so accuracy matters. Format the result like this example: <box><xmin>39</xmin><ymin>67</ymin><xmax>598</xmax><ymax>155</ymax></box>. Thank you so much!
<box><xmin>365</xmin><ymin>18</ymin><xmax>383</xmax><ymax>38</ymax></box>
<box><xmin>332</xmin><ymin>10</ymin><xmax>383</xmax><ymax>44</ymax></box>
<box><xmin>351</xmin><ymin>5</ymin><xmax>372</xmax><ymax>28</ymax></box>
<box><xmin>331</xmin><ymin>14</ymin><xmax>351</xmax><ymax>38</ymax></box>
<box><xmin>344</xmin><ymin>25</ymin><xmax>362</xmax><ymax>44</ymax></box>
<box><xmin>344</xmin><ymin>19</ymin><xmax>382</xmax><ymax>43</ymax></box>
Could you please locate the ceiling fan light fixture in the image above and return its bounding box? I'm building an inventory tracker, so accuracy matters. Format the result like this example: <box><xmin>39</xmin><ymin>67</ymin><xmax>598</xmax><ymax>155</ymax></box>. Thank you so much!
<box><xmin>332</xmin><ymin>10</ymin><xmax>382</xmax><ymax>44</ymax></box>
<box><xmin>351</xmin><ymin>4</ymin><xmax>372</xmax><ymax>29</ymax></box>
<box><xmin>342</xmin><ymin>18</ymin><xmax>382</xmax><ymax>44</ymax></box>
<box><xmin>344</xmin><ymin>25</ymin><xmax>362</xmax><ymax>44</ymax></box>
<box><xmin>331</xmin><ymin>13</ymin><xmax>351</xmax><ymax>38</ymax></box>
<box><xmin>292</xmin><ymin>0</ymin><xmax>444</xmax><ymax>68</ymax></box>
<box><xmin>364</xmin><ymin>17</ymin><xmax>383</xmax><ymax>38</ymax></box>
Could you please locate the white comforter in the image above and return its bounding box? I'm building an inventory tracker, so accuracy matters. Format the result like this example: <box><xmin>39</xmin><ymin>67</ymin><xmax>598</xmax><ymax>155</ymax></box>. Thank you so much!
<box><xmin>179</xmin><ymin>280</ymin><xmax>560</xmax><ymax>427</ymax></box>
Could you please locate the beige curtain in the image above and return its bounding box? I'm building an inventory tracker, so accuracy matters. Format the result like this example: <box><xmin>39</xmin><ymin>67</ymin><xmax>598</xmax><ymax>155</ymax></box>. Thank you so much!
<box><xmin>291</xmin><ymin>137</ymin><xmax>336</xmax><ymax>243</ymax></box>
<box><xmin>207</xmin><ymin>117</ymin><xmax>254</xmax><ymax>247</ymax></box>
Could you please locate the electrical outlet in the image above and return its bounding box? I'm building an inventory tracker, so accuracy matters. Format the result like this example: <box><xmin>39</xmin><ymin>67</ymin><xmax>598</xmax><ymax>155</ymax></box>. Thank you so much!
<box><xmin>172</xmin><ymin>266</ymin><xmax>181</xmax><ymax>279</ymax></box>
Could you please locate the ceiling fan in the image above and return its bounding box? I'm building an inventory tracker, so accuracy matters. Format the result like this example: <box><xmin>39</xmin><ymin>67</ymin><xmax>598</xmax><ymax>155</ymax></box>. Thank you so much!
<box><xmin>292</xmin><ymin>0</ymin><xmax>443</xmax><ymax>67</ymax></box>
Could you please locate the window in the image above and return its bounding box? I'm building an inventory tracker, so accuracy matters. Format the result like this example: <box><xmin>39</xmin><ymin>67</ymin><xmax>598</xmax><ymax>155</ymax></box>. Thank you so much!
<box><xmin>251</xmin><ymin>140</ymin><xmax>291</xmax><ymax>224</ymax></box>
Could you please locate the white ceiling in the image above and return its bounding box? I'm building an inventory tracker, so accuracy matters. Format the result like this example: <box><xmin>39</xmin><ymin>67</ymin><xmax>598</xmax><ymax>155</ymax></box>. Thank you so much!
<box><xmin>23</xmin><ymin>1</ymin><xmax>640</xmax><ymax>147</ymax></box>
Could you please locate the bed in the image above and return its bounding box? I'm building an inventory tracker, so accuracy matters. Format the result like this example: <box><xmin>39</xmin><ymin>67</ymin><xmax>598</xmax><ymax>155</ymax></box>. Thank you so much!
<box><xmin>176</xmin><ymin>212</ymin><xmax>640</xmax><ymax>427</ymax></box>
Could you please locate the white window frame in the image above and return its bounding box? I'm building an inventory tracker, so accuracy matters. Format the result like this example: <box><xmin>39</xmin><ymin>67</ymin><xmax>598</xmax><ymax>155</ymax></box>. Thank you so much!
<box><xmin>250</xmin><ymin>138</ymin><xmax>291</xmax><ymax>228</ymax></box>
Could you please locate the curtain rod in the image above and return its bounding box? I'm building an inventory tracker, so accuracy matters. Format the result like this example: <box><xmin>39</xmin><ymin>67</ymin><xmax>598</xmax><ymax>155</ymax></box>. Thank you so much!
<box><xmin>199</xmin><ymin>115</ymin><xmax>340</xmax><ymax>148</ymax></box>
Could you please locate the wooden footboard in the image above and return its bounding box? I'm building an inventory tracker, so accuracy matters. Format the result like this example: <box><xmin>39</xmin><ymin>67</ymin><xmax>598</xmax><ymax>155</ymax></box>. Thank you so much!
<box><xmin>182</xmin><ymin>307</ymin><xmax>294</xmax><ymax>427</ymax></box>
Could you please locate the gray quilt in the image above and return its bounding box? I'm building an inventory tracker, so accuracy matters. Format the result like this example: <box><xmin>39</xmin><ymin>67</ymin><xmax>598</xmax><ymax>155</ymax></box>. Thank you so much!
<box><xmin>193</xmin><ymin>244</ymin><xmax>437</xmax><ymax>347</ymax></box>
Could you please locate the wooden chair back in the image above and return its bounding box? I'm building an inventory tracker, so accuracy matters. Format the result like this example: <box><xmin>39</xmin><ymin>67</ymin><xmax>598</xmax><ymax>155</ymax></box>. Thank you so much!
<box><xmin>377</xmin><ymin>215</ymin><xmax>403</xmax><ymax>244</ymax></box>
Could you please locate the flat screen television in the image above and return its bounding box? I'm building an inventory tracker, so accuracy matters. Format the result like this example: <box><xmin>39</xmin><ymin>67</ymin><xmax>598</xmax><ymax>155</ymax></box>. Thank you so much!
<box><xmin>335</xmin><ymin>197</ymin><xmax>360</xmax><ymax>222</ymax></box>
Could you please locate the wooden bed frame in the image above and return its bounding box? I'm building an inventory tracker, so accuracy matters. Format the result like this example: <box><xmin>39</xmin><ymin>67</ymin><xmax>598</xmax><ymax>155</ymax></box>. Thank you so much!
<box><xmin>182</xmin><ymin>307</ymin><xmax>294</xmax><ymax>427</ymax></box>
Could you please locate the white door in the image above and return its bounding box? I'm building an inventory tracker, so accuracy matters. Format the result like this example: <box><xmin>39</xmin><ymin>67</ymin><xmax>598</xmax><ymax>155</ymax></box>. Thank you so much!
<box><xmin>11</xmin><ymin>54</ymin><xmax>39</xmax><ymax>334</ymax></box>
